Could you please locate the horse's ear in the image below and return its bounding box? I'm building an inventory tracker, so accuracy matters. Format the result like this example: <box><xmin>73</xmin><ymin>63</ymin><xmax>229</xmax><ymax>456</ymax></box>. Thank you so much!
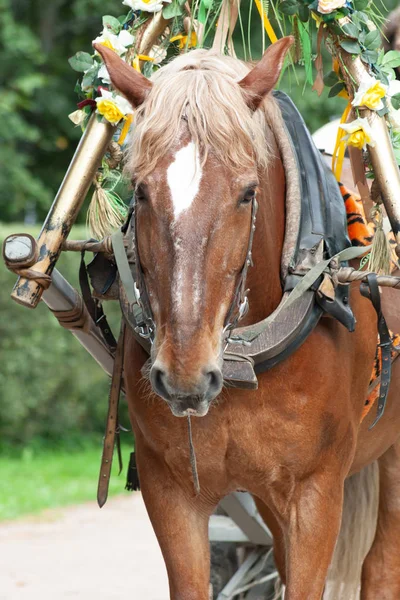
<box><xmin>93</xmin><ymin>43</ymin><xmax>152</xmax><ymax>107</ymax></box>
<box><xmin>239</xmin><ymin>36</ymin><xmax>294</xmax><ymax>110</ymax></box>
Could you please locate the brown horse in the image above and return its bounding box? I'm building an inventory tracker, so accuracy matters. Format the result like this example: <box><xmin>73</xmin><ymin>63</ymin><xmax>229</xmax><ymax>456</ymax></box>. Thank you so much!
<box><xmin>96</xmin><ymin>38</ymin><xmax>400</xmax><ymax>599</ymax></box>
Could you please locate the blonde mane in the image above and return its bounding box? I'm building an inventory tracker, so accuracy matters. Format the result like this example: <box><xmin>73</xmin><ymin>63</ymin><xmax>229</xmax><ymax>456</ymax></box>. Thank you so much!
<box><xmin>126</xmin><ymin>50</ymin><xmax>276</xmax><ymax>182</ymax></box>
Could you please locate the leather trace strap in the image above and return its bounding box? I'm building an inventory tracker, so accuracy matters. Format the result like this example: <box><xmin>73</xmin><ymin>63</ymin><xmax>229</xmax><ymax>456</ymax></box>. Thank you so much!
<box><xmin>360</xmin><ymin>273</ymin><xmax>393</xmax><ymax>429</ymax></box>
<box><xmin>97</xmin><ymin>322</ymin><xmax>126</xmax><ymax>508</ymax></box>
<box><xmin>79</xmin><ymin>250</ymin><xmax>117</xmax><ymax>352</ymax></box>
<box><xmin>224</xmin><ymin>197</ymin><xmax>258</xmax><ymax>334</ymax></box>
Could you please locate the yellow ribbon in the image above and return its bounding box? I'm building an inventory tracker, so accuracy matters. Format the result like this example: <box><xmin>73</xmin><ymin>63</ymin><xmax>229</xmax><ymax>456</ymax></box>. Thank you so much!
<box><xmin>253</xmin><ymin>0</ymin><xmax>278</xmax><ymax>44</ymax></box>
<box><xmin>332</xmin><ymin>101</ymin><xmax>352</xmax><ymax>182</ymax></box>
<box><xmin>132</xmin><ymin>57</ymin><xmax>141</xmax><ymax>72</ymax></box>
<box><xmin>118</xmin><ymin>114</ymin><xmax>133</xmax><ymax>146</ymax></box>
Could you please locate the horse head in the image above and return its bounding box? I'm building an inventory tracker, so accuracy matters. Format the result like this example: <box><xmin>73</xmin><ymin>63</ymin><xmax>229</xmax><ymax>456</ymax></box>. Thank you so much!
<box><xmin>95</xmin><ymin>38</ymin><xmax>292</xmax><ymax>417</ymax></box>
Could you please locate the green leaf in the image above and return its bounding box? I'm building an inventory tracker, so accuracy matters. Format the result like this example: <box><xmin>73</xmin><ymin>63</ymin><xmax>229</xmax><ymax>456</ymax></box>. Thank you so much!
<box><xmin>378</xmin><ymin>68</ymin><xmax>391</xmax><ymax>85</ymax></box>
<box><xmin>364</xmin><ymin>30</ymin><xmax>381</xmax><ymax>50</ymax></box>
<box><xmin>328</xmin><ymin>82</ymin><xmax>345</xmax><ymax>97</ymax></box>
<box><xmin>393</xmin><ymin>148</ymin><xmax>400</xmax><ymax>165</ymax></box>
<box><xmin>198</xmin><ymin>0</ymin><xmax>213</xmax><ymax>24</ymax></box>
<box><xmin>279</xmin><ymin>0</ymin><xmax>299</xmax><ymax>15</ymax></box>
<box><xmin>391</xmin><ymin>130</ymin><xmax>400</xmax><ymax>146</ymax></box>
<box><xmin>391</xmin><ymin>93</ymin><xmax>400</xmax><ymax>110</ymax></box>
<box><xmin>339</xmin><ymin>39</ymin><xmax>362</xmax><ymax>55</ymax></box>
<box><xmin>298</xmin><ymin>20</ymin><xmax>313</xmax><ymax>85</ymax></box>
<box><xmin>162</xmin><ymin>0</ymin><xmax>184</xmax><ymax>18</ymax></box>
<box><xmin>323</xmin><ymin>70</ymin><xmax>339</xmax><ymax>86</ymax></box>
<box><xmin>377</xmin><ymin>48</ymin><xmax>385</xmax><ymax>65</ymax></box>
<box><xmin>382</xmin><ymin>50</ymin><xmax>400</xmax><ymax>69</ymax></box>
<box><xmin>357</xmin><ymin>11</ymin><xmax>370</xmax><ymax>23</ymax></box>
<box><xmin>361</xmin><ymin>50</ymin><xmax>379</xmax><ymax>63</ymax></box>
<box><xmin>119</xmin><ymin>10</ymin><xmax>134</xmax><ymax>25</ymax></box>
<box><xmin>298</xmin><ymin>4</ymin><xmax>309</xmax><ymax>22</ymax></box>
<box><xmin>342</xmin><ymin>22</ymin><xmax>359</xmax><ymax>39</ymax></box>
<box><xmin>376</xmin><ymin>106</ymin><xmax>388</xmax><ymax>117</ymax></box>
<box><xmin>81</xmin><ymin>65</ymin><xmax>99</xmax><ymax>91</ymax></box>
<box><xmin>68</xmin><ymin>51</ymin><xmax>94</xmax><ymax>73</ymax></box>
<box><xmin>353</xmin><ymin>0</ymin><xmax>369</xmax><ymax>10</ymax></box>
<box><xmin>102</xmin><ymin>15</ymin><xmax>121</xmax><ymax>34</ymax></box>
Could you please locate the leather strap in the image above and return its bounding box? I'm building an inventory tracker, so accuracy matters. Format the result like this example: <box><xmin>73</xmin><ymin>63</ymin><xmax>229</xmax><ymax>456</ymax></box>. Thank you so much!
<box><xmin>360</xmin><ymin>273</ymin><xmax>393</xmax><ymax>429</ymax></box>
<box><xmin>97</xmin><ymin>322</ymin><xmax>126</xmax><ymax>508</ymax></box>
<box><xmin>80</xmin><ymin>251</ymin><xmax>117</xmax><ymax>352</ymax></box>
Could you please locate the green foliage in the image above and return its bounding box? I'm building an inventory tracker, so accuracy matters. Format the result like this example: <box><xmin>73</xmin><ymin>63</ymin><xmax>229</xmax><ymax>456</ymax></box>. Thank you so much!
<box><xmin>0</xmin><ymin>224</ymin><xmax>129</xmax><ymax>450</ymax></box>
<box><xmin>0</xmin><ymin>0</ymin><xmax>119</xmax><ymax>224</ymax></box>
<box><xmin>0</xmin><ymin>442</ymin><xmax>131</xmax><ymax>520</ymax></box>
<box><xmin>68</xmin><ymin>51</ymin><xmax>94</xmax><ymax>72</ymax></box>
<box><xmin>391</xmin><ymin>93</ymin><xmax>400</xmax><ymax>110</ymax></box>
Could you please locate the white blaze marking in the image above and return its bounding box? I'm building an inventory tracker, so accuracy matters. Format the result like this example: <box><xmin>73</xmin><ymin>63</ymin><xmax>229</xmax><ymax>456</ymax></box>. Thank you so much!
<box><xmin>167</xmin><ymin>142</ymin><xmax>202</xmax><ymax>220</ymax></box>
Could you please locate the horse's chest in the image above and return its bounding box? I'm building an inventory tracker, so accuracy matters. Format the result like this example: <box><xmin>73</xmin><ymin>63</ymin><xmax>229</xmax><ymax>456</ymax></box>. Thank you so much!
<box><xmin>141</xmin><ymin>399</ymin><xmax>326</xmax><ymax>496</ymax></box>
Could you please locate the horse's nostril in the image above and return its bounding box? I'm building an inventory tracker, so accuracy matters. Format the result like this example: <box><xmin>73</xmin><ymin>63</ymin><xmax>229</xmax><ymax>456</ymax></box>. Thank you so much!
<box><xmin>151</xmin><ymin>365</ymin><xmax>170</xmax><ymax>400</ymax></box>
<box><xmin>206</xmin><ymin>368</ymin><xmax>223</xmax><ymax>397</ymax></box>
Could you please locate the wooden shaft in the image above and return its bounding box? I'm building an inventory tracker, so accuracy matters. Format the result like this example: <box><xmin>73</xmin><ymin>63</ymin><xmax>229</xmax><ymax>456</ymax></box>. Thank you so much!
<box><xmin>11</xmin><ymin>114</ymin><xmax>115</xmax><ymax>308</ymax></box>
<box><xmin>10</xmin><ymin>14</ymin><xmax>171</xmax><ymax>310</ymax></box>
<box><xmin>337</xmin><ymin>267</ymin><xmax>400</xmax><ymax>288</ymax></box>
<box><xmin>337</xmin><ymin>49</ymin><xmax>400</xmax><ymax>247</ymax></box>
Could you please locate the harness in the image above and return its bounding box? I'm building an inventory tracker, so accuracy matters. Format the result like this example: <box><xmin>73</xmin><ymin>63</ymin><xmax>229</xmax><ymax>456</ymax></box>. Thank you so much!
<box><xmin>108</xmin><ymin>92</ymin><xmax>368</xmax><ymax>379</ymax></box>
<box><xmin>81</xmin><ymin>93</ymin><xmax>397</xmax><ymax>501</ymax></box>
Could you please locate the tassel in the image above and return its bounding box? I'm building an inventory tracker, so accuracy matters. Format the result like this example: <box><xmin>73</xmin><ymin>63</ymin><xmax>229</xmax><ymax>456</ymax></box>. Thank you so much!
<box><xmin>87</xmin><ymin>173</ymin><xmax>128</xmax><ymax>240</ymax></box>
<box><xmin>125</xmin><ymin>451</ymin><xmax>140</xmax><ymax>491</ymax></box>
<box><xmin>368</xmin><ymin>205</ymin><xmax>392</xmax><ymax>275</ymax></box>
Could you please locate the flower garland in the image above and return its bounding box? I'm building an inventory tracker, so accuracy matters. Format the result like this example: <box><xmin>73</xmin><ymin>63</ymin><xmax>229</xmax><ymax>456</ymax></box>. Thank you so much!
<box><xmin>68</xmin><ymin>0</ymin><xmax>400</xmax><ymax>269</ymax></box>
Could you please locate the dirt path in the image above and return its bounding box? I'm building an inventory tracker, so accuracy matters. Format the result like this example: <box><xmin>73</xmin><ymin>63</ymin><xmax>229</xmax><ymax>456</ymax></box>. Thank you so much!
<box><xmin>0</xmin><ymin>494</ymin><xmax>169</xmax><ymax>599</ymax></box>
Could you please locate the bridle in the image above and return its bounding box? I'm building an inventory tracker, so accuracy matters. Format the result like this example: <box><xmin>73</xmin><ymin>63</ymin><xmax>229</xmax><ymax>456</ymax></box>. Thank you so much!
<box><xmin>223</xmin><ymin>196</ymin><xmax>258</xmax><ymax>339</ymax></box>
<box><xmin>124</xmin><ymin>192</ymin><xmax>258</xmax><ymax>349</ymax></box>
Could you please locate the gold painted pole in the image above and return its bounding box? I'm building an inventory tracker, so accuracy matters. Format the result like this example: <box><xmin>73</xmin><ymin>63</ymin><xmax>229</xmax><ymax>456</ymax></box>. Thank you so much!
<box><xmin>11</xmin><ymin>114</ymin><xmax>116</xmax><ymax>308</ymax></box>
<box><xmin>337</xmin><ymin>49</ymin><xmax>400</xmax><ymax>251</ymax></box>
<box><xmin>10</xmin><ymin>13</ymin><xmax>171</xmax><ymax>309</ymax></box>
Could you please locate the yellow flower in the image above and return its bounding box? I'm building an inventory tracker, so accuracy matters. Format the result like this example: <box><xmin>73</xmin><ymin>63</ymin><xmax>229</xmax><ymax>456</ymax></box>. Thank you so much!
<box><xmin>170</xmin><ymin>31</ymin><xmax>197</xmax><ymax>50</ymax></box>
<box><xmin>93</xmin><ymin>30</ymin><xmax>134</xmax><ymax>56</ymax></box>
<box><xmin>360</xmin><ymin>81</ymin><xmax>386</xmax><ymax>110</ymax></box>
<box><xmin>347</xmin><ymin>129</ymin><xmax>368</xmax><ymax>149</ymax></box>
<box><xmin>100</xmin><ymin>39</ymin><xmax>115</xmax><ymax>51</ymax></box>
<box><xmin>352</xmin><ymin>76</ymin><xmax>386</xmax><ymax>111</ymax></box>
<box><xmin>95</xmin><ymin>90</ymin><xmax>133</xmax><ymax>125</ymax></box>
<box><xmin>96</xmin><ymin>99</ymin><xmax>126</xmax><ymax>124</ymax></box>
<box><xmin>339</xmin><ymin>117</ymin><xmax>375</xmax><ymax>150</ymax></box>
<box><xmin>311</xmin><ymin>11</ymin><xmax>324</xmax><ymax>25</ymax></box>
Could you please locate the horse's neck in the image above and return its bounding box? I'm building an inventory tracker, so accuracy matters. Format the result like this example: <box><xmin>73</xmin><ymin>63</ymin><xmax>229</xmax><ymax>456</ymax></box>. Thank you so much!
<box><xmin>244</xmin><ymin>129</ymin><xmax>286</xmax><ymax>324</ymax></box>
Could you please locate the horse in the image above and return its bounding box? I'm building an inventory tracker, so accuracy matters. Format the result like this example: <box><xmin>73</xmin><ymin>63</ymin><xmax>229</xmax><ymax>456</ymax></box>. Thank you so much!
<box><xmin>95</xmin><ymin>38</ymin><xmax>400</xmax><ymax>599</ymax></box>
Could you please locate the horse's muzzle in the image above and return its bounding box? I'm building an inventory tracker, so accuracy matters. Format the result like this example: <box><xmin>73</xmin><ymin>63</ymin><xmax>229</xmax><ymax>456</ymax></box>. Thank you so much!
<box><xmin>150</xmin><ymin>363</ymin><xmax>223</xmax><ymax>417</ymax></box>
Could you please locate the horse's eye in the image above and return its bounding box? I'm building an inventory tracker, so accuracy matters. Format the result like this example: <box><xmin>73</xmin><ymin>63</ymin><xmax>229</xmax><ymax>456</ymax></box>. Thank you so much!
<box><xmin>240</xmin><ymin>187</ymin><xmax>256</xmax><ymax>205</ymax></box>
<box><xmin>135</xmin><ymin>184</ymin><xmax>148</xmax><ymax>203</ymax></box>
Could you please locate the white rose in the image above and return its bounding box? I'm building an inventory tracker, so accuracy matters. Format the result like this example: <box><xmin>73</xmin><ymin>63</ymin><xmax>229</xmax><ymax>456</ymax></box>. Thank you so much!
<box><xmin>93</xmin><ymin>28</ymin><xmax>134</xmax><ymax>55</ymax></box>
<box><xmin>96</xmin><ymin>89</ymin><xmax>133</xmax><ymax>116</ymax></box>
<box><xmin>317</xmin><ymin>0</ymin><xmax>346</xmax><ymax>14</ymax></box>
<box><xmin>123</xmin><ymin>0</ymin><xmax>171</xmax><ymax>14</ymax></box>
<box><xmin>98</xmin><ymin>64</ymin><xmax>111</xmax><ymax>84</ymax></box>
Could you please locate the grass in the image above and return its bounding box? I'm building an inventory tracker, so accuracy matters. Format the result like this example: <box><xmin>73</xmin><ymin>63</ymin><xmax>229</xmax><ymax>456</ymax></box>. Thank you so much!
<box><xmin>1</xmin><ymin>222</ymin><xmax>130</xmax><ymax>521</ymax></box>
<box><xmin>0</xmin><ymin>442</ymin><xmax>132</xmax><ymax>521</ymax></box>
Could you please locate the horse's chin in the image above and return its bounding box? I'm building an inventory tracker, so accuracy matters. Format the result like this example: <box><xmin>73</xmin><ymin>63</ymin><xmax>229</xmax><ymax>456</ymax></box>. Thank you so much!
<box><xmin>167</xmin><ymin>400</ymin><xmax>210</xmax><ymax>418</ymax></box>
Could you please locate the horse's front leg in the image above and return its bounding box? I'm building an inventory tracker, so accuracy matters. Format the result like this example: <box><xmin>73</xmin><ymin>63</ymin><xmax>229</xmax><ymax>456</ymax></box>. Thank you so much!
<box><xmin>137</xmin><ymin>439</ymin><xmax>216</xmax><ymax>600</ymax></box>
<box><xmin>282</xmin><ymin>470</ymin><xmax>344</xmax><ymax>600</ymax></box>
